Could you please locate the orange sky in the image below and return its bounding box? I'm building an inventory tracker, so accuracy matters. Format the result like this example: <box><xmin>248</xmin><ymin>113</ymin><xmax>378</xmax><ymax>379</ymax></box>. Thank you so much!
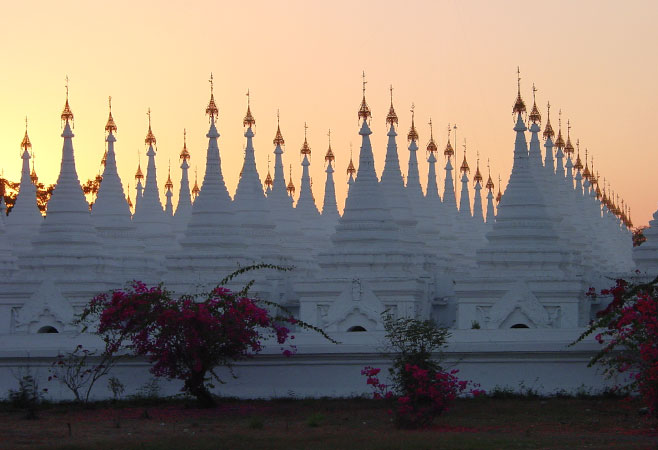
<box><xmin>1</xmin><ymin>0</ymin><xmax>657</xmax><ymax>225</ymax></box>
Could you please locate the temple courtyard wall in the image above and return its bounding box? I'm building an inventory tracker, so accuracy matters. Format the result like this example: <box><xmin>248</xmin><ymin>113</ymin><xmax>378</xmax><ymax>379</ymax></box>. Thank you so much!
<box><xmin>0</xmin><ymin>329</ymin><xmax>615</xmax><ymax>401</ymax></box>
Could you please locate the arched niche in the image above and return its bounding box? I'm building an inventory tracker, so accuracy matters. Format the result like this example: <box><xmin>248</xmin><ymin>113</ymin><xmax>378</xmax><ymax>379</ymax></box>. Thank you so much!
<box><xmin>37</xmin><ymin>325</ymin><xmax>59</xmax><ymax>334</ymax></box>
<box><xmin>347</xmin><ymin>325</ymin><xmax>367</xmax><ymax>332</ymax></box>
<box><xmin>510</xmin><ymin>323</ymin><xmax>530</xmax><ymax>329</ymax></box>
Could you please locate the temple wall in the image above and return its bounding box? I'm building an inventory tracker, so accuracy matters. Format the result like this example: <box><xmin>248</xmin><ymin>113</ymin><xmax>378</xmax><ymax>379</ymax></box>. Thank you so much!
<box><xmin>0</xmin><ymin>329</ymin><xmax>616</xmax><ymax>402</ymax></box>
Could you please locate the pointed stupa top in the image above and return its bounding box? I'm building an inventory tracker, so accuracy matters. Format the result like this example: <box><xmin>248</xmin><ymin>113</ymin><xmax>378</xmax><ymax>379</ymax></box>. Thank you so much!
<box><xmin>486</xmin><ymin>163</ymin><xmax>495</xmax><ymax>191</ymax></box>
<box><xmin>243</xmin><ymin>89</ymin><xmax>255</xmax><ymax>127</ymax></box>
<box><xmin>543</xmin><ymin>101</ymin><xmax>555</xmax><ymax>140</ymax></box>
<box><xmin>21</xmin><ymin>117</ymin><xmax>32</xmax><ymax>151</ymax></box>
<box><xmin>473</xmin><ymin>153</ymin><xmax>483</xmax><ymax>184</ymax></box>
<box><xmin>347</xmin><ymin>150</ymin><xmax>356</xmax><ymax>176</ymax></box>
<box><xmin>165</xmin><ymin>162</ymin><xmax>174</xmax><ymax>191</ymax></box>
<box><xmin>528</xmin><ymin>84</ymin><xmax>541</xmax><ymax>124</ymax></box>
<box><xmin>512</xmin><ymin>67</ymin><xmax>526</xmax><ymax>115</ymax></box>
<box><xmin>144</xmin><ymin>108</ymin><xmax>156</xmax><ymax>146</ymax></box>
<box><xmin>105</xmin><ymin>96</ymin><xmax>117</xmax><ymax>133</ymax></box>
<box><xmin>287</xmin><ymin>164</ymin><xmax>296</xmax><ymax>196</ymax></box>
<box><xmin>206</xmin><ymin>73</ymin><xmax>219</xmax><ymax>121</ymax></box>
<box><xmin>180</xmin><ymin>129</ymin><xmax>190</xmax><ymax>161</ymax></box>
<box><xmin>273</xmin><ymin>110</ymin><xmax>285</xmax><ymax>147</ymax></box>
<box><xmin>496</xmin><ymin>175</ymin><xmax>502</xmax><ymax>203</ymax></box>
<box><xmin>444</xmin><ymin>124</ymin><xmax>454</xmax><ymax>158</ymax></box>
<box><xmin>127</xmin><ymin>187</ymin><xmax>133</xmax><ymax>209</ymax></box>
<box><xmin>325</xmin><ymin>129</ymin><xmax>335</xmax><ymax>163</ymax></box>
<box><xmin>264</xmin><ymin>169</ymin><xmax>273</xmax><ymax>190</ymax></box>
<box><xmin>192</xmin><ymin>167</ymin><xmax>200</xmax><ymax>199</ymax></box>
<box><xmin>460</xmin><ymin>142</ymin><xmax>470</xmax><ymax>174</ymax></box>
<box><xmin>574</xmin><ymin>140</ymin><xmax>583</xmax><ymax>171</ymax></box>
<box><xmin>386</xmin><ymin>85</ymin><xmax>398</xmax><ymax>126</ymax></box>
<box><xmin>582</xmin><ymin>148</ymin><xmax>591</xmax><ymax>180</ymax></box>
<box><xmin>30</xmin><ymin>160</ymin><xmax>38</xmax><ymax>185</ymax></box>
<box><xmin>300</xmin><ymin>122</ymin><xmax>311</xmax><ymax>156</ymax></box>
<box><xmin>564</xmin><ymin>119</ymin><xmax>574</xmax><ymax>155</ymax></box>
<box><xmin>135</xmin><ymin>160</ymin><xmax>144</xmax><ymax>181</ymax></box>
<box><xmin>407</xmin><ymin>104</ymin><xmax>419</xmax><ymax>142</ymax></box>
<box><xmin>61</xmin><ymin>76</ymin><xmax>74</xmax><ymax>124</ymax></box>
<box><xmin>357</xmin><ymin>71</ymin><xmax>371</xmax><ymax>121</ymax></box>
<box><xmin>554</xmin><ymin>110</ymin><xmax>566</xmax><ymax>149</ymax></box>
<box><xmin>426</xmin><ymin>118</ymin><xmax>438</xmax><ymax>153</ymax></box>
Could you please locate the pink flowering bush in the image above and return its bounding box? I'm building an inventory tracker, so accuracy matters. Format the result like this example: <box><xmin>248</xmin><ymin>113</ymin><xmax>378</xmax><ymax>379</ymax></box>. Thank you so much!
<box><xmin>574</xmin><ymin>275</ymin><xmax>658</xmax><ymax>417</ymax></box>
<box><xmin>79</xmin><ymin>264</ymin><xmax>333</xmax><ymax>407</ymax></box>
<box><xmin>362</xmin><ymin>313</ymin><xmax>483</xmax><ymax>428</ymax></box>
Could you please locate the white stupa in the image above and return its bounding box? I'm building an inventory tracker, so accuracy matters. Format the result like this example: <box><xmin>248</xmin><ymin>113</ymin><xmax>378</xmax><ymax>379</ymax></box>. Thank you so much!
<box><xmin>320</xmin><ymin>132</ymin><xmax>340</xmax><ymax>234</ymax></box>
<box><xmin>172</xmin><ymin>130</ymin><xmax>192</xmax><ymax>237</ymax></box>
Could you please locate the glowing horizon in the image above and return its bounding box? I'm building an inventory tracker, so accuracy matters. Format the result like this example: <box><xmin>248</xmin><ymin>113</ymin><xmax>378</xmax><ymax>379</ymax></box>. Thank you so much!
<box><xmin>1</xmin><ymin>0</ymin><xmax>657</xmax><ymax>225</ymax></box>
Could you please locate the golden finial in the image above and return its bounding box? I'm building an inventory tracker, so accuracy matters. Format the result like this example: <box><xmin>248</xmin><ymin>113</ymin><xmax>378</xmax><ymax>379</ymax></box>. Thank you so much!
<box><xmin>564</xmin><ymin>119</ymin><xmax>574</xmax><ymax>155</ymax></box>
<box><xmin>512</xmin><ymin>66</ymin><xmax>526</xmax><ymax>115</ymax></box>
<box><xmin>165</xmin><ymin>159</ymin><xmax>174</xmax><ymax>192</ymax></box>
<box><xmin>127</xmin><ymin>184</ymin><xmax>133</xmax><ymax>209</ymax></box>
<box><xmin>192</xmin><ymin>167</ymin><xmax>200</xmax><ymax>199</ymax></box>
<box><xmin>325</xmin><ymin>129</ymin><xmax>335</xmax><ymax>163</ymax></box>
<box><xmin>473</xmin><ymin>150</ymin><xmax>482</xmax><ymax>184</ymax></box>
<box><xmin>287</xmin><ymin>164</ymin><xmax>296</xmax><ymax>196</ymax></box>
<box><xmin>300</xmin><ymin>122</ymin><xmax>311</xmax><ymax>156</ymax></box>
<box><xmin>347</xmin><ymin>143</ymin><xmax>356</xmax><ymax>176</ymax></box>
<box><xmin>529</xmin><ymin>83</ymin><xmax>541</xmax><ymax>124</ymax></box>
<box><xmin>180</xmin><ymin>128</ymin><xmax>191</xmax><ymax>161</ymax></box>
<box><xmin>574</xmin><ymin>140</ymin><xmax>583</xmax><ymax>171</ymax></box>
<box><xmin>21</xmin><ymin>116</ymin><xmax>32</xmax><ymax>152</ymax></box>
<box><xmin>105</xmin><ymin>95</ymin><xmax>117</xmax><ymax>133</ymax></box>
<box><xmin>407</xmin><ymin>103</ymin><xmax>419</xmax><ymax>142</ymax></box>
<box><xmin>264</xmin><ymin>156</ymin><xmax>273</xmax><ymax>189</ymax></box>
<box><xmin>485</xmin><ymin>158</ymin><xmax>494</xmax><ymax>191</ymax></box>
<box><xmin>460</xmin><ymin>140</ymin><xmax>470</xmax><ymax>174</ymax></box>
<box><xmin>243</xmin><ymin>89</ymin><xmax>255</xmax><ymax>127</ymax></box>
<box><xmin>426</xmin><ymin>118</ymin><xmax>438</xmax><ymax>153</ymax></box>
<box><xmin>496</xmin><ymin>175</ymin><xmax>502</xmax><ymax>203</ymax></box>
<box><xmin>582</xmin><ymin>148</ymin><xmax>591</xmax><ymax>180</ymax></box>
<box><xmin>30</xmin><ymin>159</ymin><xmax>38</xmax><ymax>185</ymax></box>
<box><xmin>357</xmin><ymin>71</ymin><xmax>371</xmax><ymax>121</ymax></box>
<box><xmin>554</xmin><ymin>109</ymin><xmax>565</xmax><ymax>149</ymax></box>
<box><xmin>386</xmin><ymin>84</ymin><xmax>398</xmax><ymax>126</ymax></box>
<box><xmin>206</xmin><ymin>72</ymin><xmax>219</xmax><ymax>121</ymax></box>
<box><xmin>61</xmin><ymin>75</ymin><xmax>74</xmax><ymax>124</ymax></box>
<box><xmin>273</xmin><ymin>109</ymin><xmax>285</xmax><ymax>147</ymax></box>
<box><xmin>543</xmin><ymin>101</ymin><xmax>555</xmax><ymax>140</ymax></box>
<box><xmin>135</xmin><ymin>152</ymin><xmax>144</xmax><ymax>181</ymax></box>
<box><xmin>444</xmin><ymin>123</ymin><xmax>454</xmax><ymax>158</ymax></box>
<box><xmin>145</xmin><ymin>108</ymin><xmax>157</xmax><ymax>146</ymax></box>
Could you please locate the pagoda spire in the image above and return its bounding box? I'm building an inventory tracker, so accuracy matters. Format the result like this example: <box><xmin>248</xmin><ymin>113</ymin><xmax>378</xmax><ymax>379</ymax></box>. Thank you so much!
<box><xmin>296</xmin><ymin>123</ymin><xmax>318</xmax><ymax>214</ymax></box>
<box><xmin>442</xmin><ymin>124</ymin><xmax>457</xmax><ymax>210</ymax></box>
<box><xmin>406</xmin><ymin>104</ymin><xmax>423</xmax><ymax>197</ymax></box>
<box><xmin>264</xmin><ymin>156</ymin><xmax>273</xmax><ymax>195</ymax></box>
<box><xmin>321</xmin><ymin>129</ymin><xmax>339</xmax><ymax>219</ymax></box>
<box><xmin>7</xmin><ymin>116</ymin><xmax>42</xmax><ymax>242</ymax></box>
<box><xmin>458</xmin><ymin>141</ymin><xmax>471</xmax><ymax>217</ymax></box>
<box><xmin>485</xmin><ymin>159</ymin><xmax>495</xmax><ymax>223</ymax></box>
<box><xmin>347</xmin><ymin>144</ymin><xmax>356</xmax><ymax>194</ymax></box>
<box><xmin>270</xmin><ymin>110</ymin><xmax>292</xmax><ymax>206</ymax></box>
<box><xmin>472</xmin><ymin>152</ymin><xmax>484</xmax><ymax>223</ymax></box>
<box><xmin>425</xmin><ymin>118</ymin><xmax>441</xmax><ymax>203</ymax></box>
<box><xmin>527</xmin><ymin>83</ymin><xmax>542</xmax><ymax>167</ymax></box>
<box><xmin>164</xmin><ymin>160</ymin><xmax>174</xmax><ymax>217</ymax></box>
<box><xmin>543</xmin><ymin>101</ymin><xmax>555</xmax><ymax>174</ymax></box>
<box><xmin>191</xmin><ymin>167</ymin><xmax>200</xmax><ymax>201</ymax></box>
<box><xmin>134</xmin><ymin>108</ymin><xmax>164</xmax><ymax>219</ymax></box>
<box><xmin>574</xmin><ymin>140</ymin><xmax>584</xmax><ymax>196</ymax></box>
<box><xmin>554</xmin><ymin>110</ymin><xmax>565</xmax><ymax>177</ymax></box>
<box><xmin>174</xmin><ymin>129</ymin><xmax>192</xmax><ymax>230</ymax></box>
<box><xmin>287</xmin><ymin>164</ymin><xmax>295</xmax><ymax>198</ymax></box>
<box><xmin>134</xmin><ymin>155</ymin><xmax>144</xmax><ymax>209</ymax></box>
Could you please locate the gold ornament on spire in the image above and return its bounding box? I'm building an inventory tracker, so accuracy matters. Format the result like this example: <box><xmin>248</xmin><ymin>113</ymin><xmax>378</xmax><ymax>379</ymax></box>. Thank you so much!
<box><xmin>243</xmin><ymin>89</ymin><xmax>255</xmax><ymax>127</ymax></box>
<box><xmin>101</xmin><ymin>150</ymin><xmax>107</xmax><ymax>167</ymax></box>
<box><xmin>554</xmin><ymin>110</ymin><xmax>565</xmax><ymax>149</ymax></box>
<box><xmin>582</xmin><ymin>148</ymin><xmax>591</xmax><ymax>180</ymax></box>
<box><xmin>543</xmin><ymin>101</ymin><xmax>555</xmax><ymax>140</ymax></box>
<box><xmin>564</xmin><ymin>119</ymin><xmax>574</xmax><ymax>155</ymax></box>
<box><xmin>386</xmin><ymin>85</ymin><xmax>398</xmax><ymax>126</ymax></box>
<box><xmin>574</xmin><ymin>140</ymin><xmax>583</xmax><ymax>171</ymax></box>
<box><xmin>165</xmin><ymin>160</ymin><xmax>174</xmax><ymax>191</ymax></box>
<box><xmin>180</xmin><ymin>129</ymin><xmax>190</xmax><ymax>161</ymax></box>
<box><xmin>496</xmin><ymin>175</ymin><xmax>502</xmax><ymax>203</ymax></box>
<box><xmin>426</xmin><ymin>118</ymin><xmax>438</xmax><ymax>153</ymax></box>
<box><xmin>192</xmin><ymin>167</ymin><xmax>200</xmax><ymax>199</ymax></box>
<box><xmin>460</xmin><ymin>141</ymin><xmax>470</xmax><ymax>174</ymax></box>
<box><xmin>473</xmin><ymin>151</ymin><xmax>483</xmax><ymax>184</ymax></box>
<box><xmin>105</xmin><ymin>96</ymin><xmax>117</xmax><ymax>133</ymax></box>
<box><xmin>135</xmin><ymin>163</ymin><xmax>144</xmax><ymax>181</ymax></box>
<box><xmin>206</xmin><ymin>73</ymin><xmax>219</xmax><ymax>121</ymax></box>
<box><xmin>127</xmin><ymin>185</ymin><xmax>133</xmax><ymax>209</ymax></box>
<box><xmin>486</xmin><ymin>159</ymin><xmax>494</xmax><ymax>191</ymax></box>
<box><xmin>529</xmin><ymin>83</ymin><xmax>541</xmax><ymax>124</ymax></box>
<box><xmin>61</xmin><ymin>75</ymin><xmax>74</xmax><ymax>124</ymax></box>
<box><xmin>357</xmin><ymin>71</ymin><xmax>372</xmax><ymax>121</ymax></box>
<box><xmin>264</xmin><ymin>156</ymin><xmax>273</xmax><ymax>190</ymax></box>
<box><xmin>347</xmin><ymin>144</ymin><xmax>356</xmax><ymax>176</ymax></box>
<box><xmin>512</xmin><ymin>67</ymin><xmax>526</xmax><ymax>115</ymax></box>
<box><xmin>300</xmin><ymin>122</ymin><xmax>311</xmax><ymax>156</ymax></box>
<box><xmin>444</xmin><ymin>123</ymin><xmax>454</xmax><ymax>158</ymax></box>
<box><xmin>273</xmin><ymin>109</ymin><xmax>285</xmax><ymax>147</ymax></box>
<box><xmin>407</xmin><ymin>103</ymin><xmax>419</xmax><ymax>142</ymax></box>
<box><xmin>30</xmin><ymin>160</ymin><xmax>38</xmax><ymax>185</ymax></box>
<box><xmin>287</xmin><ymin>164</ymin><xmax>296</xmax><ymax>196</ymax></box>
<box><xmin>325</xmin><ymin>129</ymin><xmax>335</xmax><ymax>163</ymax></box>
<box><xmin>145</xmin><ymin>108</ymin><xmax>157</xmax><ymax>146</ymax></box>
<box><xmin>21</xmin><ymin>117</ymin><xmax>32</xmax><ymax>152</ymax></box>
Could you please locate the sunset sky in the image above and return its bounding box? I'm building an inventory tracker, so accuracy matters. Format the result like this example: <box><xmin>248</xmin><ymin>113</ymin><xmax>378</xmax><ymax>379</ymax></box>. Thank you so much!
<box><xmin>1</xmin><ymin>0</ymin><xmax>657</xmax><ymax>224</ymax></box>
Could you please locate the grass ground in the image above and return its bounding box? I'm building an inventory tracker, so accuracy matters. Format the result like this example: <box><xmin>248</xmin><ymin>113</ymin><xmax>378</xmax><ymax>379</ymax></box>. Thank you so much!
<box><xmin>1</xmin><ymin>396</ymin><xmax>657</xmax><ymax>450</ymax></box>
